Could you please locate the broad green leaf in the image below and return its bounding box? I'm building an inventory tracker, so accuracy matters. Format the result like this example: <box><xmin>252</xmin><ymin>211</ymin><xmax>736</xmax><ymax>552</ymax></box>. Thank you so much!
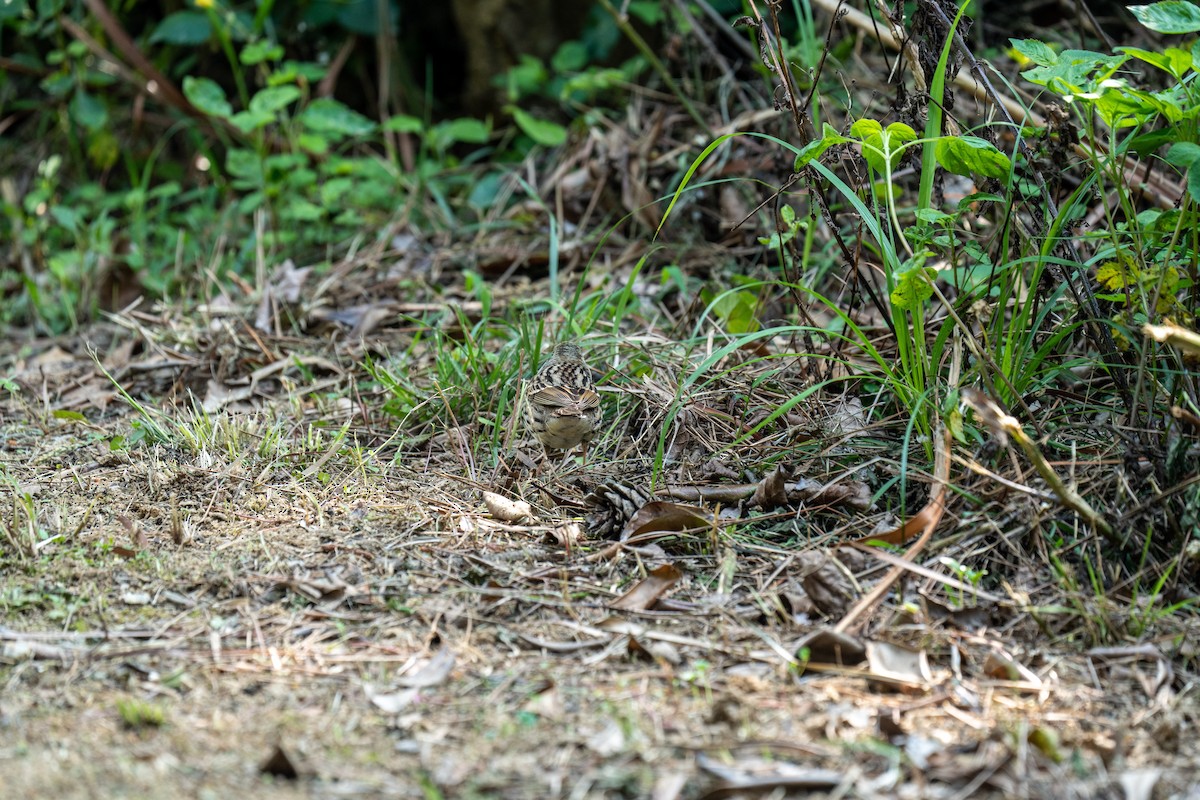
<box><xmin>53</xmin><ymin>410</ymin><xmax>88</xmax><ymax>422</ymax></box>
<box><xmin>1010</xmin><ymin>38</ymin><xmax>1058</xmax><ymax>67</ymax></box>
<box><xmin>552</xmin><ymin>40</ymin><xmax>588</xmax><ymax>72</ymax></box>
<box><xmin>229</xmin><ymin>109</ymin><xmax>275</xmax><ymax>133</ymax></box>
<box><xmin>507</xmin><ymin>106</ymin><xmax>567</xmax><ymax>147</ymax></box>
<box><xmin>793</xmin><ymin>123</ymin><xmax>849</xmax><ymax>169</ymax></box>
<box><xmin>249</xmin><ymin>85</ymin><xmax>300</xmax><ymax>115</ymax></box>
<box><xmin>1017</xmin><ymin>48</ymin><xmax>1126</xmax><ymax>94</ymax></box>
<box><xmin>1091</xmin><ymin>84</ymin><xmax>1167</xmax><ymax>126</ymax></box>
<box><xmin>299</xmin><ymin>98</ymin><xmax>376</xmax><ymax>137</ymax></box>
<box><xmin>1188</xmin><ymin>162</ymin><xmax>1200</xmax><ymax>202</ymax></box>
<box><xmin>283</xmin><ymin>198</ymin><xmax>324</xmax><ymax>221</ymax></box>
<box><xmin>0</xmin><ymin>0</ymin><xmax>26</xmax><ymax>21</ymax></box>
<box><xmin>240</xmin><ymin>40</ymin><xmax>283</xmax><ymax>65</ymax></box>
<box><xmin>1167</xmin><ymin>141</ymin><xmax>1200</xmax><ymax>167</ymax></box>
<box><xmin>935</xmin><ymin>135</ymin><xmax>1012</xmax><ymax>179</ymax></box>
<box><xmin>1116</xmin><ymin>45</ymin><xmax>1193</xmax><ymax>78</ymax></box>
<box><xmin>890</xmin><ymin>264</ymin><xmax>937</xmax><ymax>310</ymax></box>
<box><xmin>433</xmin><ymin>117</ymin><xmax>490</xmax><ymax>147</ymax></box>
<box><xmin>225</xmin><ymin>148</ymin><xmax>263</xmax><ymax>182</ymax></box>
<box><xmin>383</xmin><ymin>114</ymin><xmax>424</xmax><ymax>133</ymax></box>
<box><xmin>850</xmin><ymin>118</ymin><xmax>883</xmax><ymax>138</ymax></box>
<box><xmin>183</xmin><ymin>76</ymin><xmax>232</xmax><ymax>118</ymax></box>
<box><xmin>297</xmin><ymin>133</ymin><xmax>328</xmax><ymax>155</ymax></box>
<box><xmin>859</xmin><ymin>122</ymin><xmax>915</xmax><ymax>172</ymax></box>
<box><xmin>916</xmin><ymin>208</ymin><xmax>952</xmax><ymax>224</ymax></box>
<box><xmin>1129</xmin><ymin>1</ymin><xmax>1200</xmax><ymax>34</ymax></box>
<box><xmin>68</xmin><ymin>88</ymin><xmax>107</xmax><ymax>130</ymax></box>
<box><xmin>149</xmin><ymin>11</ymin><xmax>211</xmax><ymax>45</ymax></box>
<box><xmin>885</xmin><ymin>122</ymin><xmax>917</xmax><ymax>146</ymax></box>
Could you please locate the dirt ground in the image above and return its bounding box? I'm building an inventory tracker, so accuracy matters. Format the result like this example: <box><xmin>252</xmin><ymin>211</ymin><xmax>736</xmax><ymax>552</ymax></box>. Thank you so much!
<box><xmin>2</xmin><ymin>320</ymin><xmax>1200</xmax><ymax>800</ymax></box>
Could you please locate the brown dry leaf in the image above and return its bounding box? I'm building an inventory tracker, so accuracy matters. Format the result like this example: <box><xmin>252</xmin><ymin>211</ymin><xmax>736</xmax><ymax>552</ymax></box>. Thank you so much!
<box><xmin>864</xmin><ymin>639</ymin><xmax>932</xmax><ymax>692</ymax></box>
<box><xmin>395</xmin><ymin>646</ymin><xmax>456</xmax><ymax>688</ymax></box>
<box><xmin>482</xmin><ymin>491</ymin><xmax>533</xmax><ymax>523</ymax></box>
<box><xmin>619</xmin><ymin>501</ymin><xmax>713</xmax><ymax>542</ymax></box>
<box><xmin>853</xmin><ymin>495</ymin><xmax>942</xmax><ymax>547</ymax></box>
<box><xmin>750</xmin><ymin>465</ymin><xmax>788</xmax><ymax>509</ymax></box>
<box><xmin>609</xmin><ymin>563</ymin><xmax>682</xmax><ymax>611</ymax></box>
<box><xmin>798</xmin><ymin>553</ymin><xmax>857</xmax><ymax>617</ymax></box>
<box><xmin>983</xmin><ymin>648</ymin><xmax>1042</xmax><ymax>686</ymax></box>
<box><xmin>202</xmin><ymin>379</ymin><xmax>255</xmax><ymax>413</ymax></box>
<box><xmin>521</xmin><ymin>683</ymin><xmax>563</xmax><ymax>720</ymax></box>
<box><xmin>795</xmin><ymin>628</ymin><xmax>866</xmax><ymax>666</ymax></box>
<box><xmin>255</xmin><ymin>259</ymin><xmax>313</xmax><ymax>332</ymax></box>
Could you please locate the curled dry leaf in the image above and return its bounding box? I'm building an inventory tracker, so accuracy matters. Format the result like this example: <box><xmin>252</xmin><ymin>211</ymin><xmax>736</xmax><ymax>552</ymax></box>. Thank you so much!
<box><xmin>794</xmin><ymin>627</ymin><xmax>867</xmax><ymax>666</ymax></box>
<box><xmin>865</xmin><ymin>639</ymin><xmax>932</xmax><ymax>692</ymax></box>
<box><xmin>798</xmin><ymin>552</ymin><xmax>858</xmax><ymax>617</ymax></box>
<box><xmin>750</xmin><ymin>464</ymin><xmax>788</xmax><ymax>508</ymax></box>
<box><xmin>482</xmin><ymin>491</ymin><xmax>534</xmax><ymax>523</ymax></box>
<box><xmin>619</xmin><ymin>501</ymin><xmax>713</xmax><ymax>542</ymax></box>
<box><xmin>610</xmin><ymin>563</ymin><xmax>683</xmax><ymax>611</ymax></box>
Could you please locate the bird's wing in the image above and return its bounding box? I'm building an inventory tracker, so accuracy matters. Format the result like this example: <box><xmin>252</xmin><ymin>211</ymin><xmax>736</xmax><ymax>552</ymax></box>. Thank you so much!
<box><xmin>530</xmin><ymin>386</ymin><xmax>600</xmax><ymax>411</ymax></box>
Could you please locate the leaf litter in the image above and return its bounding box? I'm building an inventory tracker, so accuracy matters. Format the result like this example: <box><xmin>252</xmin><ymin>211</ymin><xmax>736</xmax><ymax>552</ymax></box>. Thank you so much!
<box><xmin>4</xmin><ymin>19</ymin><xmax>1200</xmax><ymax>800</ymax></box>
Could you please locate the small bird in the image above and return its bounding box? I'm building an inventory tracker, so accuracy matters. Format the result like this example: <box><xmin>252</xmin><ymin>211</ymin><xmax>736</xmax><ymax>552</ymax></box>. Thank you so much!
<box><xmin>524</xmin><ymin>342</ymin><xmax>601</xmax><ymax>462</ymax></box>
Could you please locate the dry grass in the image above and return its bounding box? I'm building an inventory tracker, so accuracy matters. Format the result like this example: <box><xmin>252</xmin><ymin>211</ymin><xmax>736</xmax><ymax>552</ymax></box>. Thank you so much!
<box><xmin>2</xmin><ymin>262</ymin><xmax>1198</xmax><ymax>798</ymax></box>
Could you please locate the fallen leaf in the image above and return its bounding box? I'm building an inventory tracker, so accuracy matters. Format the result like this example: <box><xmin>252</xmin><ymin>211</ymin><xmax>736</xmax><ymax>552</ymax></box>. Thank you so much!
<box><xmin>865</xmin><ymin>639</ymin><xmax>932</xmax><ymax>691</ymax></box>
<box><xmin>395</xmin><ymin>646</ymin><xmax>455</xmax><ymax>688</ymax></box>
<box><xmin>610</xmin><ymin>564</ymin><xmax>683</xmax><ymax>611</ymax></box>
<box><xmin>750</xmin><ymin>465</ymin><xmax>788</xmax><ymax>509</ymax></box>
<box><xmin>620</xmin><ymin>501</ymin><xmax>713</xmax><ymax>542</ymax></box>
<box><xmin>795</xmin><ymin>628</ymin><xmax>866</xmax><ymax>666</ymax></box>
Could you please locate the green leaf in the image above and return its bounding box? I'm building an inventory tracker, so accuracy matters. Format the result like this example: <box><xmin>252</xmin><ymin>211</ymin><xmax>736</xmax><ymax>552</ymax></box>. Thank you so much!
<box><xmin>433</xmin><ymin>117</ymin><xmax>490</xmax><ymax>148</ymax></box>
<box><xmin>1116</xmin><ymin>45</ymin><xmax>1193</xmax><ymax>78</ymax></box>
<box><xmin>249</xmin><ymin>85</ymin><xmax>300</xmax><ymax>115</ymax></box>
<box><xmin>225</xmin><ymin>149</ymin><xmax>263</xmax><ymax>182</ymax></box>
<box><xmin>1129</xmin><ymin>1</ymin><xmax>1200</xmax><ymax>34</ymax></box>
<box><xmin>1015</xmin><ymin>47</ymin><xmax>1126</xmax><ymax>94</ymax></box>
<box><xmin>87</xmin><ymin>129</ymin><xmax>120</xmax><ymax>169</ymax></box>
<box><xmin>283</xmin><ymin>198</ymin><xmax>324</xmax><ymax>221</ymax></box>
<box><xmin>850</xmin><ymin>118</ymin><xmax>883</xmax><ymax>138</ymax></box>
<box><xmin>149</xmin><ymin>11</ymin><xmax>211</xmax><ymax>45</ymax></box>
<box><xmin>793</xmin><ymin>123</ymin><xmax>849</xmax><ymax>169</ymax></box>
<box><xmin>183</xmin><ymin>76</ymin><xmax>232</xmax><ymax>118</ymax></box>
<box><xmin>53</xmin><ymin>409</ymin><xmax>87</xmax><ymax>422</ymax></box>
<box><xmin>935</xmin><ymin>135</ymin><xmax>1012</xmax><ymax>179</ymax></box>
<box><xmin>1167</xmin><ymin>141</ymin><xmax>1200</xmax><ymax>167</ymax></box>
<box><xmin>1188</xmin><ymin>162</ymin><xmax>1200</xmax><ymax>202</ymax></box>
<box><xmin>507</xmin><ymin>106</ymin><xmax>567</xmax><ymax>147</ymax></box>
<box><xmin>297</xmin><ymin>133</ymin><xmax>329</xmax><ymax>155</ymax></box>
<box><xmin>240</xmin><ymin>40</ymin><xmax>283</xmax><ymax>65</ymax></box>
<box><xmin>150</xmin><ymin>11</ymin><xmax>211</xmax><ymax>45</ymax></box>
<box><xmin>1010</xmin><ymin>38</ymin><xmax>1059</xmax><ymax>67</ymax></box>
<box><xmin>552</xmin><ymin>40</ymin><xmax>588</xmax><ymax>72</ymax></box>
<box><xmin>0</xmin><ymin>0</ymin><xmax>26</xmax><ymax>21</ymax></box>
<box><xmin>229</xmin><ymin>109</ymin><xmax>275</xmax><ymax>133</ymax></box>
<box><xmin>299</xmin><ymin>98</ymin><xmax>376</xmax><ymax>137</ymax></box>
<box><xmin>858</xmin><ymin>121</ymin><xmax>915</xmax><ymax>172</ymax></box>
<box><xmin>68</xmin><ymin>88</ymin><xmax>107</xmax><ymax>130</ymax></box>
<box><xmin>890</xmin><ymin>264</ymin><xmax>937</xmax><ymax>311</ymax></box>
<box><xmin>708</xmin><ymin>290</ymin><xmax>760</xmax><ymax>334</ymax></box>
<box><xmin>383</xmin><ymin>114</ymin><xmax>424</xmax><ymax>133</ymax></box>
